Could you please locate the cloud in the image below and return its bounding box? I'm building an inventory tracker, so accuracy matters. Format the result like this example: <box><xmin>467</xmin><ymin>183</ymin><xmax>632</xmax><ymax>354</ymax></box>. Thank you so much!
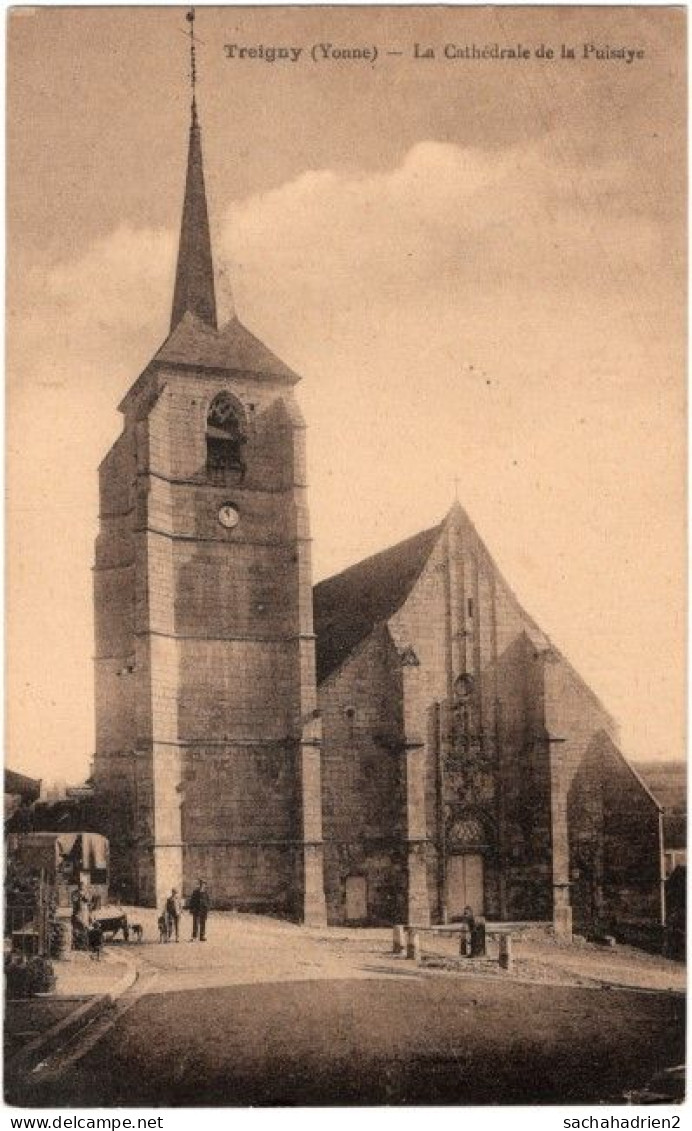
<box><xmin>45</xmin><ymin>224</ymin><xmax>176</xmax><ymax>321</ymax></box>
<box><xmin>10</xmin><ymin>135</ymin><xmax>677</xmax><ymax>388</ymax></box>
<box><xmin>215</xmin><ymin>136</ymin><xmax>679</xmax><ymax>394</ymax></box>
<box><xmin>6</xmin><ymin>139</ymin><xmax>685</xmax><ymax>780</ymax></box>
<box><xmin>223</xmin><ymin>137</ymin><xmax>668</xmax><ymax>300</ymax></box>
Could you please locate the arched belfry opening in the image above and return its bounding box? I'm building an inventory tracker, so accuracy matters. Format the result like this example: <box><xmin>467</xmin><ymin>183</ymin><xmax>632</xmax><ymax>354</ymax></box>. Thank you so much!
<box><xmin>206</xmin><ymin>391</ymin><xmax>246</xmax><ymax>481</ymax></box>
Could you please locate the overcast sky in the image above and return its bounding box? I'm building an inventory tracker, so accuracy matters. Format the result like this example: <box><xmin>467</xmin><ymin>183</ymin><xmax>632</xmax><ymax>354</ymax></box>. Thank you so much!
<box><xmin>7</xmin><ymin>6</ymin><xmax>686</xmax><ymax>785</ymax></box>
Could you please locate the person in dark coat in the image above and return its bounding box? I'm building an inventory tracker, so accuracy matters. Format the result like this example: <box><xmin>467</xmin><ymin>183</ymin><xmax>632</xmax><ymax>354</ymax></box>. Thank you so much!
<box><xmin>165</xmin><ymin>888</ymin><xmax>183</xmax><ymax>942</ymax></box>
<box><xmin>188</xmin><ymin>879</ymin><xmax>210</xmax><ymax>942</ymax></box>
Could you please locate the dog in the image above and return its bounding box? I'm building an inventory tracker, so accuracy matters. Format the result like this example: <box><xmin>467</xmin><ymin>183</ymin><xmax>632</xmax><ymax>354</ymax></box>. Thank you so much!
<box><xmin>131</xmin><ymin>923</ymin><xmax>144</xmax><ymax>943</ymax></box>
<box><xmin>157</xmin><ymin>913</ymin><xmax>169</xmax><ymax>943</ymax></box>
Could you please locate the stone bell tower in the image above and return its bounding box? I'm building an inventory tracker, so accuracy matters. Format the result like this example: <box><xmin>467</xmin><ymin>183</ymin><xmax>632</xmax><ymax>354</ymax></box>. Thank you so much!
<box><xmin>92</xmin><ymin>32</ymin><xmax>326</xmax><ymax>922</ymax></box>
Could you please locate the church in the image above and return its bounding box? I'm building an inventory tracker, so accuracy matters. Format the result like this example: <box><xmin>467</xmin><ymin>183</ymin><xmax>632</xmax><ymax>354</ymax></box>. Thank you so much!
<box><xmin>92</xmin><ymin>68</ymin><xmax>665</xmax><ymax>942</ymax></box>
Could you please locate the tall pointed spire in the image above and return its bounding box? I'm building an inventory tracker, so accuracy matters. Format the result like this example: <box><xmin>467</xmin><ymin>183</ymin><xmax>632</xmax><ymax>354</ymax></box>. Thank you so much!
<box><xmin>171</xmin><ymin>8</ymin><xmax>217</xmax><ymax>331</ymax></box>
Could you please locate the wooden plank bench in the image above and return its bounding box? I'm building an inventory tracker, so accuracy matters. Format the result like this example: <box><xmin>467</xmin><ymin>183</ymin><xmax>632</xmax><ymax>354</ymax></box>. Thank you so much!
<box><xmin>394</xmin><ymin>923</ymin><xmax>516</xmax><ymax>970</ymax></box>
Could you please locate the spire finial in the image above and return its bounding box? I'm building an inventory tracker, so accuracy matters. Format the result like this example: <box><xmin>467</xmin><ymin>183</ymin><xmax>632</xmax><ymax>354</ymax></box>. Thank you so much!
<box><xmin>171</xmin><ymin>5</ymin><xmax>217</xmax><ymax>331</ymax></box>
<box><xmin>186</xmin><ymin>7</ymin><xmax>198</xmax><ymax>124</ymax></box>
<box><xmin>453</xmin><ymin>475</ymin><xmax>461</xmax><ymax>501</ymax></box>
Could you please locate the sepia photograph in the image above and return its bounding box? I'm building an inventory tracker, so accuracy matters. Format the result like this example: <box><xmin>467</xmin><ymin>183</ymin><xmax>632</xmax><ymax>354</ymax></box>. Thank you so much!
<box><xmin>5</xmin><ymin>3</ymin><xmax>686</xmax><ymax>1109</ymax></box>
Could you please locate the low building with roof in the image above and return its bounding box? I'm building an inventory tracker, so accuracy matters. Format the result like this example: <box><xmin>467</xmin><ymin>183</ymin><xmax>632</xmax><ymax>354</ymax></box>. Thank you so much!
<box><xmin>4</xmin><ymin>769</ymin><xmax>41</xmax><ymax>821</ymax></box>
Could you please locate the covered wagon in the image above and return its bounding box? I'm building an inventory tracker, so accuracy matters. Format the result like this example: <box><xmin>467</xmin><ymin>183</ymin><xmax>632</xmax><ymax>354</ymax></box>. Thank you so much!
<box><xmin>10</xmin><ymin>831</ymin><xmax>109</xmax><ymax>908</ymax></box>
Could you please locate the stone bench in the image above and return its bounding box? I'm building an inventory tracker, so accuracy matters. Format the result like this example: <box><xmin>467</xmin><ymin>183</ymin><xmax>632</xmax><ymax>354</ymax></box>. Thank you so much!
<box><xmin>394</xmin><ymin>923</ymin><xmax>516</xmax><ymax>970</ymax></box>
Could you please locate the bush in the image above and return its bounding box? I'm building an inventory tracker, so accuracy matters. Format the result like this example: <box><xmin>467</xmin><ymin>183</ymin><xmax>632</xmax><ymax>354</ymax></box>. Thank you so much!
<box><xmin>4</xmin><ymin>954</ymin><xmax>56</xmax><ymax>998</ymax></box>
<box><xmin>26</xmin><ymin>955</ymin><xmax>56</xmax><ymax>994</ymax></box>
<box><xmin>5</xmin><ymin>956</ymin><xmax>29</xmax><ymax>998</ymax></box>
<box><xmin>49</xmin><ymin>919</ymin><xmax>70</xmax><ymax>959</ymax></box>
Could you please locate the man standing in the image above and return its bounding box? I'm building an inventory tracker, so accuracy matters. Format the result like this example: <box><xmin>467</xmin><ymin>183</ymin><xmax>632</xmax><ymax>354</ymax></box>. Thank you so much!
<box><xmin>165</xmin><ymin>888</ymin><xmax>183</xmax><ymax>942</ymax></box>
<box><xmin>188</xmin><ymin>879</ymin><xmax>210</xmax><ymax>942</ymax></box>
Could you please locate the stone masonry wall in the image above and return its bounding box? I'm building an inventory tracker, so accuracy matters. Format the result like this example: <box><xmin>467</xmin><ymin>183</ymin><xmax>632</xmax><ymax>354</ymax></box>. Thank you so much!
<box><xmin>545</xmin><ymin>658</ymin><xmax>661</xmax><ymax>933</ymax></box>
<box><xmin>318</xmin><ymin>504</ymin><xmax>660</xmax><ymax>931</ymax></box>
<box><xmin>388</xmin><ymin>509</ymin><xmax>555</xmax><ymax>923</ymax></box>
<box><xmin>94</xmin><ymin>362</ymin><xmax>324</xmax><ymax>914</ymax></box>
<box><xmin>489</xmin><ymin>634</ymin><xmax>553</xmax><ymax>920</ymax></box>
<box><xmin>317</xmin><ymin>507</ymin><xmax>555</xmax><ymax>926</ymax></box>
<box><xmin>388</xmin><ymin>533</ymin><xmax>448</xmax><ymax>923</ymax></box>
<box><xmin>317</xmin><ymin>508</ymin><xmax>559</xmax><ymax>926</ymax></box>
<box><xmin>566</xmin><ymin>728</ymin><xmax>662</xmax><ymax>933</ymax></box>
<box><xmin>93</xmin><ymin>423</ymin><xmax>141</xmax><ymax>897</ymax></box>
<box><xmin>319</xmin><ymin>626</ymin><xmax>406</xmax><ymax>925</ymax></box>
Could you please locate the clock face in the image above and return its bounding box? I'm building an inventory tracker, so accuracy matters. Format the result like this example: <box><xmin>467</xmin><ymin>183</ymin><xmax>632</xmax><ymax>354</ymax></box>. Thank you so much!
<box><xmin>218</xmin><ymin>503</ymin><xmax>240</xmax><ymax>529</ymax></box>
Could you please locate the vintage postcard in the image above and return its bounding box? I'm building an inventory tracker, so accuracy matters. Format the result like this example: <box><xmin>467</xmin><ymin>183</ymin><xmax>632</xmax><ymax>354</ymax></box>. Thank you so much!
<box><xmin>5</xmin><ymin>4</ymin><xmax>686</xmax><ymax>1111</ymax></box>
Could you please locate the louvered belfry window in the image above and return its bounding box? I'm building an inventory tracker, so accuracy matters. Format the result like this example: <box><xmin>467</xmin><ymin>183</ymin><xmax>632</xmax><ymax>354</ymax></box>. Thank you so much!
<box><xmin>206</xmin><ymin>392</ymin><xmax>246</xmax><ymax>479</ymax></box>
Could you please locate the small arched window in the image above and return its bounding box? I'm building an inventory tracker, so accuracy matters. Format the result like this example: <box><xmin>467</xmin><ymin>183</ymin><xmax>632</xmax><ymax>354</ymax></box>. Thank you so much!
<box><xmin>206</xmin><ymin>392</ymin><xmax>246</xmax><ymax>482</ymax></box>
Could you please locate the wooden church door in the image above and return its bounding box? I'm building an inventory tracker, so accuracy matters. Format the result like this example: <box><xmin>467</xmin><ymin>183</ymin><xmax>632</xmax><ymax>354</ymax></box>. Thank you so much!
<box><xmin>446</xmin><ymin>854</ymin><xmax>484</xmax><ymax>918</ymax></box>
<box><xmin>345</xmin><ymin>876</ymin><xmax>368</xmax><ymax>922</ymax></box>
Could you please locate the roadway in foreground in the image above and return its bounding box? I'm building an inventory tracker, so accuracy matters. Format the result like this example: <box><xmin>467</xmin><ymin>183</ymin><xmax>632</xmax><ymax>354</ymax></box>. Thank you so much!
<box><xmin>7</xmin><ymin>912</ymin><xmax>685</xmax><ymax>1107</ymax></box>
